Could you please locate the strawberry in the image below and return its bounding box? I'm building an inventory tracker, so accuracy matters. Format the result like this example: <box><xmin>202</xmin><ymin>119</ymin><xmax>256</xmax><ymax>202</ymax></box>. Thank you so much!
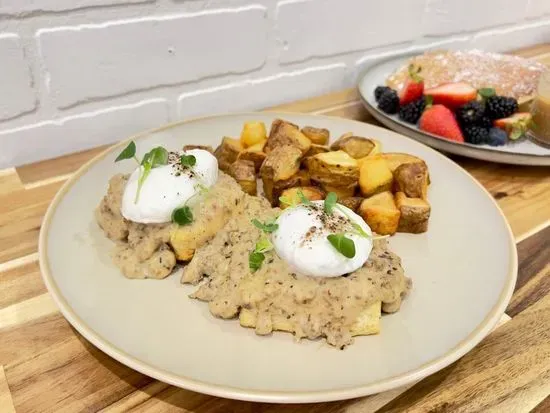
<box><xmin>424</xmin><ymin>82</ymin><xmax>478</xmax><ymax>109</ymax></box>
<box><xmin>399</xmin><ymin>65</ymin><xmax>424</xmax><ymax>105</ymax></box>
<box><xmin>494</xmin><ymin>112</ymin><xmax>533</xmax><ymax>140</ymax></box>
<box><xmin>419</xmin><ymin>101</ymin><xmax>465</xmax><ymax>143</ymax></box>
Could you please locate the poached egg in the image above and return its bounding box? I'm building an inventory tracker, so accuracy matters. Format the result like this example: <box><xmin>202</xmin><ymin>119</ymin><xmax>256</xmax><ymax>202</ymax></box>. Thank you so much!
<box><xmin>121</xmin><ymin>149</ymin><xmax>218</xmax><ymax>224</ymax></box>
<box><xmin>272</xmin><ymin>201</ymin><xmax>373</xmax><ymax>277</ymax></box>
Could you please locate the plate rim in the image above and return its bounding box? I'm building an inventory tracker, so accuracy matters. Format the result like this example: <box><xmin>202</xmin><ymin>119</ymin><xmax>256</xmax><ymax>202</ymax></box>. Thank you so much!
<box><xmin>38</xmin><ymin>111</ymin><xmax>518</xmax><ymax>403</ymax></box>
<box><xmin>356</xmin><ymin>53</ymin><xmax>550</xmax><ymax>166</ymax></box>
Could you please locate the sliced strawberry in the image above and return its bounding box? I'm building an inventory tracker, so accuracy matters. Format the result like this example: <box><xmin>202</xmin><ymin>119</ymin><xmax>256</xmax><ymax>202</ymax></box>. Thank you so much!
<box><xmin>424</xmin><ymin>82</ymin><xmax>477</xmax><ymax>109</ymax></box>
<box><xmin>399</xmin><ymin>64</ymin><xmax>424</xmax><ymax>105</ymax></box>
<box><xmin>419</xmin><ymin>104</ymin><xmax>464</xmax><ymax>143</ymax></box>
<box><xmin>494</xmin><ymin>112</ymin><xmax>532</xmax><ymax>140</ymax></box>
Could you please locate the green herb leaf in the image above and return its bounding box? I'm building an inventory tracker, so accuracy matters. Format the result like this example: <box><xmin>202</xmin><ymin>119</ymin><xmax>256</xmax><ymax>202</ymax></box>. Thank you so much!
<box><xmin>172</xmin><ymin>206</ymin><xmax>194</xmax><ymax>225</ymax></box>
<box><xmin>255</xmin><ymin>236</ymin><xmax>273</xmax><ymax>254</ymax></box>
<box><xmin>478</xmin><ymin>88</ymin><xmax>496</xmax><ymax>98</ymax></box>
<box><xmin>180</xmin><ymin>154</ymin><xmax>197</xmax><ymax>167</ymax></box>
<box><xmin>327</xmin><ymin>233</ymin><xmax>356</xmax><ymax>258</ymax></box>
<box><xmin>278</xmin><ymin>195</ymin><xmax>296</xmax><ymax>208</ymax></box>
<box><xmin>115</xmin><ymin>141</ymin><xmax>137</xmax><ymax>163</ymax></box>
<box><xmin>134</xmin><ymin>147</ymin><xmax>169</xmax><ymax>202</ymax></box>
<box><xmin>297</xmin><ymin>189</ymin><xmax>312</xmax><ymax>205</ymax></box>
<box><xmin>249</xmin><ymin>251</ymin><xmax>265</xmax><ymax>272</ymax></box>
<box><xmin>324</xmin><ymin>192</ymin><xmax>338</xmax><ymax>214</ymax></box>
<box><xmin>252</xmin><ymin>218</ymin><xmax>279</xmax><ymax>233</ymax></box>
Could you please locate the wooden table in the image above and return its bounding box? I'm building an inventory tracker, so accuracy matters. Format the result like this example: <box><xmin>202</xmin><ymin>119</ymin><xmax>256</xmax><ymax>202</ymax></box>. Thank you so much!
<box><xmin>1</xmin><ymin>44</ymin><xmax>550</xmax><ymax>413</ymax></box>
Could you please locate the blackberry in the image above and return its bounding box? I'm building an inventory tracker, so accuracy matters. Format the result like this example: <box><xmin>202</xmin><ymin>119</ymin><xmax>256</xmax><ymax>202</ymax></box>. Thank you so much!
<box><xmin>485</xmin><ymin>96</ymin><xmax>518</xmax><ymax>119</ymax></box>
<box><xmin>398</xmin><ymin>98</ymin><xmax>426</xmax><ymax>124</ymax></box>
<box><xmin>463</xmin><ymin>126</ymin><xmax>490</xmax><ymax>145</ymax></box>
<box><xmin>377</xmin><ymin>89</ymin><xmax>399</xmax><ymax>114</ymax></box>
<box><xmin>478</xmin><ymin>116</ymin><xmax>493</xmax><ymax>129</ymax></box>
<box><xmin>487</xmin><ymin>128</ymin><xmax>507</xmax><ymax>146</ymax></box>
<box><xmin>456</xmin><ymin>101</ymin><xmax>484</xmax><ymax>127</ymax></box>
<box><xmin>375</xmin><ymin>86</ymin><xmax>392</xmax><ymax>102</ymax></box>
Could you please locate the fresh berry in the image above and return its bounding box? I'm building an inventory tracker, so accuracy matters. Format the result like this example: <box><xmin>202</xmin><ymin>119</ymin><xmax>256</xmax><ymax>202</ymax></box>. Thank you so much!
<box><xmin>424</xmin><ymin>82</ymin><xmax>478</xmax><ymax>109</ymax></box>
<box><xmin>494</xmin><ymin>112</ymin><xmax>532</xmax><ymax>140</ymax></box>
<box><xmin>478</xmin><ymin>116</ymin><xmax>493</xmax><ymax>129</ymax></box>
<box><xmin>375</xmin><ymin>86</ymin><xmax>392</xmax><ymax>102</ymax></box>
<box><xmin>487</xmin><ymin>127</ymin><xmax>508</xmax><ymax>146</ymax></box>
<box><xmin>399</xmin><ymin>65</ymin><xmax>424</xmax><ymax>105</ymax></box>
<box><xmin>398</xmin><ymin>97</ymin><xmax>426</xmax><ymax>124</ymax></box>
<box><xmin>419</xmin><ymin>104</ymin><xmax>464</xmax><ymax>142</ymax></box>
<box><xmin>377</xmin><ymin>89</ymin><xmax>399</xmax><ymax>114</ymax></box>
<box><xmin>463</xmin><ymin>126</ymin><xmax>490</xmax><ymax>145</ymax></box>
<box><xmin>456</xmin><ymin>101</ymin><xmax>485</xmax><ymax>127</ymax></box>
<box><xmin>485</xmin><ymin>96</ymin><xmax>519</xmax><ymax>119</ymax></box>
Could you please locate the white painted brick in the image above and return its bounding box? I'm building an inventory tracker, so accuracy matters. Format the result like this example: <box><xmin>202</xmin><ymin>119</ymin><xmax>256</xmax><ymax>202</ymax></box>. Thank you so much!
<box><xmin>37</xmin><ymin>6</ymin><xmax>268</xmax><ymax>108</ymax></box>
<box><xmin>472</xmin><ymin>20</ymin><xmax>550</xmax><ymax>52</ymax></box>
<box><xmin>0</xmin><ymin>0</ymin><xmax>151</xmax><ymax>15</ymax></box>
<box><xmin>424</xmin><ymin>0</ymin><xmax>527</xmax><ymax>36</ymax></box>
<box><xmin>0</xmin><ymin>99</ymin><xmax>169</xmax><ymax>168</ymax></box>
<box><xmin>177</xmin><ymin>64</ymin><xmax>348</xmax><ymax>119</ymax></box>
<box><xmin>276</xmin><ymin>0</ymin><xmax>424</xmax><ymax>64</ymax></box>
<box><xmin>0</xmin><ymin>34</ymin><xmax>36</xmax><ymax>121</ymax></box>
<box><xmin>527</xmin><ymin>0</ymin><xmax>550</xmax><ymax>19</ymax></box>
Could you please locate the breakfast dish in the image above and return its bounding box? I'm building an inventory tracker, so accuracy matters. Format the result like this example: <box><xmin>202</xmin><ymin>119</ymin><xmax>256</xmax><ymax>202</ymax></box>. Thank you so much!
<box><xmin>40</xmin><ymin>113</ymin><xmax>517</xmax><ymax>402</ymax></box>
<box><xmin>96</xmin><ymin>118</ymin><xmax>428</xmax><ymax>347</ymax></box>
<box><xmin>358</xmin><ymin>51</ymin><xmax>550</xmax><ymax>165</ymax></box>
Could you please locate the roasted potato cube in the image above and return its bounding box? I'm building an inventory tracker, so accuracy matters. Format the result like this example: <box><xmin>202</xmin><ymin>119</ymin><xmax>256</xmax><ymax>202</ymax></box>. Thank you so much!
<box><xmin>279</xmin><ymin>186</ymin><xmax>325</xmax><ymax>209</ymax></box>
<box><xmin>214</xmin><ymin>137</ymin><xmax>243</xmax><ymax>173</ymax></box>
<box><xmin>237</xmin><ymin>140</ymin><xmax>266</xmax><ymax>172</ymax></box>
<box><xmin>330</xmin><ymin>135</ymin><xmax>376</xmax><ymax>159</ymax></box>
<box><xmin>395</xmin><ymin>192</ymin><xmax>431</xmax><ymax>233</ymax></box>
<box><xmin>317</xmin><ymin>182</ymin><xmax>357</xmax><ymax>199</ymax></box>
<box><xmin>260</xmin><ymin>145</ymin><xmax>302</xmax><ymax>204</ymax></box>
<box><xmin>301</xmin><ymin>126</ymin><xmax>329</xmax><ymax>145</ymax></box>
<box><xmin>368</xmin><ymin>139</ymin><xmax>382</xmax><ymax>156</ymax></box>
<box><xmin>305</xmin><ymin>144</ymin><xmax>330</xmax><ymax>157</ymax></box>
<box><xmin>295</xmin><ymin>169</ymin><xmax>311</xmax><ymax>187</ymax></box>
<box><xmin>369</xmin><ymin>152</ymin><xmax>426</xmax><ymax>173</ymax></box>
<box><xmin>240</xmin><ymin>121</ymin><xmax>267</xmax><ymax>147</ymax></box>
<box><xmin>358</xmin><ymin>191</ymin><xmax>400</xmax><ymax>235</ymax></box>
<box><xmin>306</xmin><ymin>150</ymin><xmax>359</xmax><ymax>188</ymax></box>
<box><xmin>338</xmin><ymin>197</ymin><xmax>364</xmax><ymax>213</ymax></box>
<box><xmin>265</xmin><ymin>119</ymin><xmax>311</xmax><ymax>154</ymax></box>
<box><xmin>394</xmin><ymin>162</ymin><xmax>429</xmax><ymax>200</ymax></box>
<box><xmin>183</xmin><ymin>144</ymin><xmax>213</xmax><ymax>153</ymax></box>
<box><xmin>229</xmin><ymin>160</ymin><xmax>257</xmax><ymax>195</ymax></box>
<box><xmin>359</xmin><ymin>158</ymin><xmax>394</xmax><ymax>197</ymax></box>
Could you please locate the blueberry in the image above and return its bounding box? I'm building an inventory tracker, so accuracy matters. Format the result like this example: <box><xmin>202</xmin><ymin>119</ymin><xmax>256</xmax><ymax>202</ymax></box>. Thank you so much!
<box><xmin>487</xmin><ymin>128</ymin><xmax>508</xmax><ymax>147</ymax></box>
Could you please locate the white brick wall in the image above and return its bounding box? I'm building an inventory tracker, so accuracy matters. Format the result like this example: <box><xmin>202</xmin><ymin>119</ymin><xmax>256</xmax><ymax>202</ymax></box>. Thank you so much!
<box><xmin>0</xmin><ymin>0</ymin><xmax>549</xmax><ymax>168</ymax></box>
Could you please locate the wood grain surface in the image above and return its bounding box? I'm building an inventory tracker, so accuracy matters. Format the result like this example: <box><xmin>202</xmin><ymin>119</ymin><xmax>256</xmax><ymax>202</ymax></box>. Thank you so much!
<box><xmin>0</xmin><ymin>44</ymin><xmax>549</xmax><ymax>413</ymax></box>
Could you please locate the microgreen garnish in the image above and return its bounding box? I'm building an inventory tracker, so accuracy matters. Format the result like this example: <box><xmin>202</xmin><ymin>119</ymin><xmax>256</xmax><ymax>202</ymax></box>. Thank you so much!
<box><xmin>327</xmin><ymin>233</ymin><xmax>356</xmax><ymax>258</ymax></box>
<box><xmin>248</xmin><ymin>236</ymin><xmax>274</xmax><ymax>272</ymax></box>
<box><xmin>252</xmin><ymin>218</ymin><xmax>279</xmax><ymax>233</ymax></box>
<box><xmin>172</xmin><ymin>205</ymin><xmax>193</xmax><ymax>225</ymax></box>
<box><xmin>180</xmin><ymin>154</ymin><xmax>196</xmax><ymax>167</ymax></box>
<box><xmin>115</xmin><ymin>141</ymin><xmax>139</xmax><ymax>164</ymax></box>
<box><xmin>324</xmin><ymin>192</ymin><xmax>338</xmax><ymax>214</ymax></box>
<box><xmin>249</xmin><ymin>252</ymin><xmax>265</xmax><ymax>272</ymax></box>
<box><xmin>278</xmin><ymin>195</ymin><xmax>297</xmax><ymax>208</ymax></box>
<box><xmin>297</xmin><ymin>189</ymin><xmax>312</xmax><ymax>205</ymax></box>
<box><xmin>135</xmin><ymin>147</ymin><xmax>169</xmax><ymax>203</ymax></box>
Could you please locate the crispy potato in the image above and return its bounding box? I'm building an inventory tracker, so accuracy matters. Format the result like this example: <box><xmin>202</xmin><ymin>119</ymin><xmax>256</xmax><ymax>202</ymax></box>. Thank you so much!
<box><xmin>359</xmin><ymin>158</ymin><xmax>394</xmax><ymax>197</ymax></box>
<box><xmin>330</xmin><ymin>135</ymin><xmax>376</xmax><ymax>159</ymax></box>
<box><xmin>183</xmin><ymin>144</ymin><xmax>214</xmax><ymax>153</ymax></box>
<box><xmin>260</xmin><ymin>145</ymin><xmax>302</xmax><ymax>205</ymax></box>
<box><xmin>214</xmin><ymin>137</ymin><xmax>243</xmax><ymax>173</ymax></box>
<box><xmin>237</xmin><ymin>140</ymin><xmax>266</xmax><ymax>172</ymax></box>
<box><xmin>368</xmin><ymin>139</ymin><xmax>382</xmax><ymax>156</ymax></box>
<box><xmin>265</xmin><ymin>119</ymin><xmax>311</xmax><ymax>154</ymax></box>
<box><xmin>240</xmin><ymin>121</ymin><xmax>267</xmax><ymax>147</ymax></box>
<box><xmin>295</xmin><ymin>169</ymin><xmax>311</xmax><ymax>187</ymax></box>
<box><xmin>369</xmin><ymin>152</ymin><xmax>425</xmax><ymax>173</ymax></box>
<box><xmin>395</xmin><ymin>192</ymin><xmax>431</xmax><ymax>233</ymax></box>
<box><xmin>301</xmin><ymin>126</ymin><xmax>329</xmax><ymax>145</ymax></box>
<box><xmin>358</xmin><ymin>191</ymin><xmax>400</xmax><ymax>235</ymax></box>
<box><xmin>318</xmin><ymin>182</ymin><xmax>357</xmax><ymax>199</ymax></box>
<box><xmin>229</xmin><ymin>160</ymin><xmax>257</xmax><ymax>195</ymax></box>
<box><xmin>279</xmin><ymin>186</ymin><xmax>325</xmax><ymax>209</ymax></box>
<box><xmin>338</xmin><ymin>197</ymin><xmax>364</xmax><ymax>213</ymax></box>
<box><xmin>394</xmin><ymin>162</ymin><xmax>429</xmax><ymax>200</ymax></box>
<box><xmin>305</xmin><ymin>144</ymin><xmax>330</xmax><ymax>157</ymax></box>
<box><xmin>305</xmin><ymin>150</ymin><xmax>359</xmax><ymax>188</ymax></box>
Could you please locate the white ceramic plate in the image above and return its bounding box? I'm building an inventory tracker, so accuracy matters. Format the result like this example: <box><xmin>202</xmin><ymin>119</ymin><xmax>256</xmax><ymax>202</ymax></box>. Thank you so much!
<box><xmin>39</xmin><ymin>112</ymin><xmax>517</xmax><ymax>403</ymax></box>
<box><xmin>357</xmin><ymin>54</ymin><xmax>550</xmax><ymax>166</ymax></box>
